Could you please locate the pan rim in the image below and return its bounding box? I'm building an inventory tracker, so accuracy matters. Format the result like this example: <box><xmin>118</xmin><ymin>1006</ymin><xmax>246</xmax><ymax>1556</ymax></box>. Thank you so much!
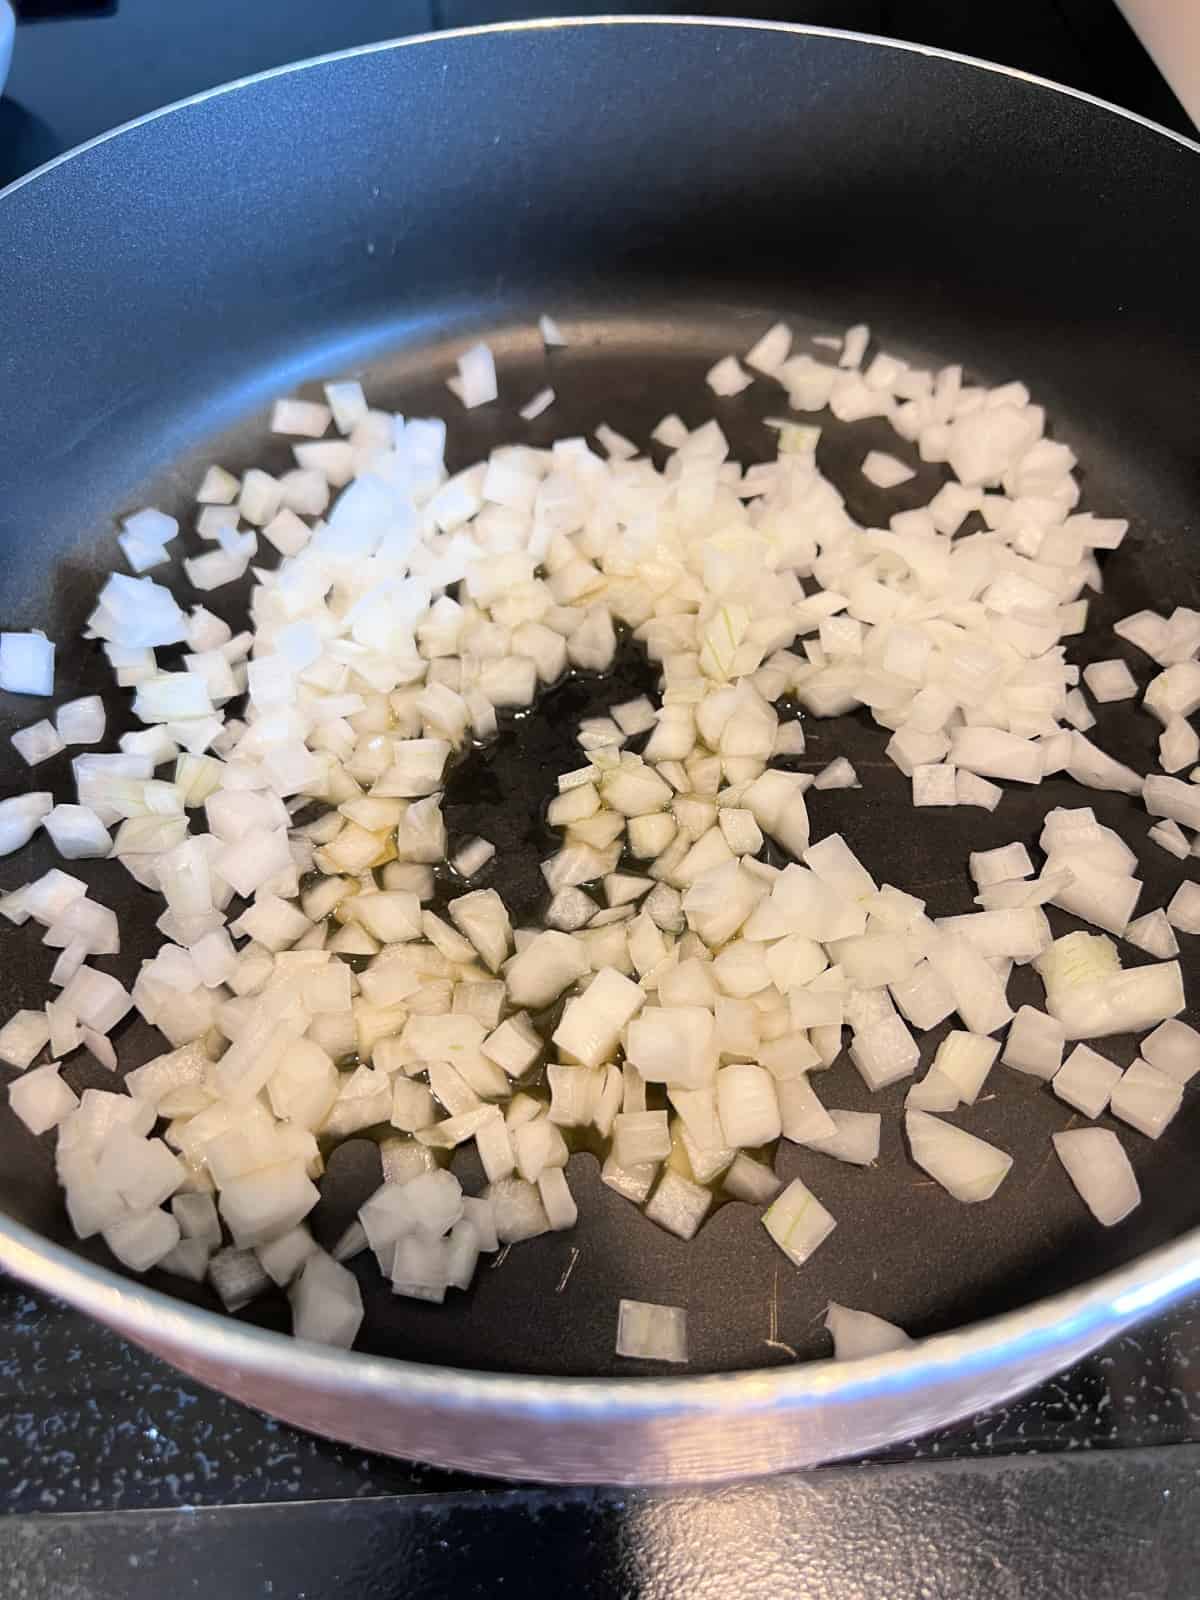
<box><xmin>1</xmin><ymin>15</ymin><xmax>1199</xmax><ymax>1424</ymax></box>
<box><xmin>1</xmin><ymin>1203</ymin><xmax>1199</xmax><ymax>1417</ymax></box>
<box><xmin>0</xmin><ymin>12</ymin><xmax>1196</xmax><ymax>212</ymax></box>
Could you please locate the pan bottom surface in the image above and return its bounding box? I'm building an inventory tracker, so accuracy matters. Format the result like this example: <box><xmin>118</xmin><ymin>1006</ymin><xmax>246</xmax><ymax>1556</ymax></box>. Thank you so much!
<box><xmin>3</xmin><ymin>296</ymin><xmax>1198</xmax><ymax>1381</ymax></box>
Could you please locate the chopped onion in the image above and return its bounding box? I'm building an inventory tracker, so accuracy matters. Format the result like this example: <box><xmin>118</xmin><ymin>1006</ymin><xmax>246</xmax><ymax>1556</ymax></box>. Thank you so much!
<box><xmin>931</xmin><ymin>1031</ymin><xmax>1000</xmax><ymax>1105</ymax></box>
<box><xmin>1110</xmin><ymin>1058</ymin><xmax>1182</xmax><ymax>1139</ymax></box>
<box><xmin>1166</xmin><ymin>881</ymin><xmax>1200</xmax><ymax>934</ymax></box>
<box><xmin>1125</xmin><ymin>909</ymin><xmax>1179</xmax><ymax>959</ymax></box>
<box><xmin>12</xmin><ymin>718</ymin><xmax>64</xmax><ymax>766</ymax></box>
<box><xmin>454</xmin><ymin>342</ymin><xmax>498</xmax><ymax>409</ymax></box>
<box><xmin>1140</xmin><ymin>1018</ymin><xmax>1200</xmax><ymax>1084</ymax></box>
<box><xmin>1053</xmin><ymin>1043</ymin><xmax>1122</xmax><ymax>1118</ymax></box>
<box><xmin>644</xmin><ymin>1169</ymin><xmax>712</xmax><ymax>1240</ymax></box>
<box><xmin>762</xmin><ymin>1178</ymin><xmax>836</xmax><ymax>1267</ymax></box>
<box><xmin>825</xmin><ymin>1302</ymin><xmax>912</xmax><ymax>1360</ymax></box>
<box><xmin>519</xmin><ymin>387</ymin><xmax>555</xmax><ymax>421</ymax></box>
<box><xmin>804</xmin><ymin>1108</ymin><xmax>880</xmax><ymax>1166</ymax></box>
<box><xmin>56</xmin><ymin>695</ymin><xmax>106</xmax><ymax>745</ymax></box>
<box><xmin>44</xmin><ymin>804</ymin><xmax>111</xmax><ymax>860</ymax></box>
<box><xmin>861</xmin><ymin>451</ymin><xmax>915</xmax><ymax>489</ymax></box>
<box><xmin>0</xmin><ymin>314</ymin><xmax>1190</xmax><ymax>1348</ymax></box>
<box><xmin>906</xmin><ymin>1110</ymin><xmax>1012</xmax><ymax>1202</ymax></box>
<box><xmin>1082</xmin><ymin>659</ymin><xmax>1137</xmax><ymax>702</ymax></box>
<box><xmin>290</xmin><ymin>1251</ymin><xmax>363</xmax><ymax>1348</ymax></box>
<box><xmin>1001</xmin><ymin>1005</ymin><xmax>1065</xmax><ymax>1079</ymax></box>
<box><xmin>9</xmin><ymin>1062</ymin><xmax>78</xmax><ymax>1133</ymax></box>
<box><xmin>706</xmin><ymin>356</ymin><xmax>753</xmax><ymax>397</ymax></box>
<box><xmin>0</xmin><ymin>630</ymin><xmax>54</xmax><ymax>695</ymax></box>
<box><xmin>616</xmin><ymin>1297</ymin><xmax>688</xmax><ymax>1363</ymax></box>
<box><xmin>1053</xmin><ymin>1129</ymin><xmax>1140</xmax><ymax>1226</ymax></box>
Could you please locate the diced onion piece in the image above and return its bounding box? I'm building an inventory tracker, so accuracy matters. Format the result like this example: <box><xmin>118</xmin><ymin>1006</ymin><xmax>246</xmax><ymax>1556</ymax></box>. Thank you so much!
<box><xmin>103</xmin><ymin>1209</ymin><xmax>181</xmax><ymax>1273</ymax></box>
<box><xmin>825</xmin><ymin>1302</ymin><xmax>912</xmax><ymax>1360</ymax></box>
<box><xmin>537</xmin><ymin>1166</ymin><xmax>577</xmax><ymax>1230</ymax></box>
<box><xmin>616</xmin><ymin>1298</ymin><xmax>688</xmax><ymax>1363</ymax></box>
<box><xmin>1166</xmin><ymin>881</ymin><xmax>1200</xmax><ymax>934</ymax></box>
<box><xmin>12</xmin><ymin>719</ymin><xmax>64</xmax><ymax>765</ymax></box>
<box><xmin>271</xmin><ymin>398</ymin><xmax>332</xmax><ymax>437</ymax></box>
<box><xmin>1053</xmin><ymin>1043</ymin><xmax>1122</xmax><ymax>1117</ymax></box>
<box><xmin>455</xmin><ymin>342</ymin><xmax>498</xmax><ymax>408</ymax></box>
<box><xmin>911</xmin><ymin>763</ymin><xmax>957</xmax><ymax>806</ymax></box>
<box><xmin>519</xmin><ymin>387</ymin><xmax>555</xmax><ymax>421</ymax></box>
<box><xmin>197</xmin><ymin>464</ymin><xmax>239</xmax><ymax>503</ymax></box>
<box><xmin>44</xmin><ymin>804</ymin><xmax>111</xmax><ymax>860</ymax></box>
<box><xmin>721</xmin><ymin>1152</ymin><xmax>781</xmax><ymax>1204</ymax></box>
<box><xmin>56</xmin><ymin>695</ymin><xmax>107</xmax><ymax>745</ymax></box>
<box><xmin>956</xmin><ymin>771</ymin><xmax>1002</xmax><ymax>811</ymax></box>
<box><xmin>1110</xmin><ymin>1058</ymin><xmax>1182</xmax><ymax>1139</ymax></box>
<box><xmin>0</xmin><ymin>792</ymin><xmax>52</xmax><ymax>855</ymax></box>
<box><xmin>1140</xmin><ymin>1018</ymin><xmax>1200</xmax><ymax>1084</ymax></box>
<box><xmin>1125</xmin><ymin>909</ymin><xmax>1179</xmax><ymax>959</ymax></box>
<box><xmin>930</xmin><ymin>1031</ymin><xmax>999</xmax><ymax>1105</ymax></box>
<box><xmin>906</xmin><ymin>1110</ymin><xmax>1012</xmax><ymax>1202</ymax></box>
<box><xmin>813</xmin><ymin>757</ymin><xmax>859</xmax><ymax>790</ymax></box>
<box><xmin>1053</xmin><ymin>1129</ymin><xmax>1140</xmax><ymax>1226</ymax></box>
<box><xmin>1149</xmin><ymin>819</ymin><xmax>1190</xmax><ymax>859</ymax></box>
<box><xmin>1001</xmin><ymin>1005</ymin><xmax>1064</xmax><ymax>1079</ymax></box>
<box><xmin>804</xmin><ymin>1109</ymin><xmax>880</xmax><ymax>1166</ymax></box>
<box><xmin>905</xmin><ymin>1067</ymin><xmax>960</xmax><ymax>1112</ymax></box>
<box><xmin>762</xmin><ymin>1178</ymin><xmax>836</xmax><ymax>1267</ymax></box>
<box><xmin>969</xmin><ymin>843</ymin><xmax>1034</xmax><ymax>887</ymax></box>
<box><xmin>554</xmin><ymin>966</ymin><xmax>644</xmax><ymax>1068</ymax></box>
<box><xmin>0</xmin><ymin>631</ymin><xmax>54</xmax><ymax>695</ymax></box>
<box><xmin>849</xmin><ymin>1015</ymin><xmax>918</xmax><ymax>1091</ymax></box>
<box><xmin>644</xmin><ymin>1169</ymin><xmax>712</xmax><ymax>1240</ymax></box>
<box><xmin>862</xmin><ymin>451</ymin><xmax>915</xmax><ymax>489</ymax></box>
<box><xmin>290</xmin><ymin>1251</ymin><xmax>364</xmax><ymax>1348</ymax></box>
<box><xmin>9</xmin><ymin>1062</ymin><xmax>78</xmax><ymax>1133</ymax></box>
<box><xmin>744</xmin><ymin>321</ymin><xmax>791</xmax><ymax>376</ymax></box>
<box><xmin>706</xmin><ymin>356</ymin><xmax>753</xmax><ymax>397</ymax></box>
<box><xmin>452</xmin><ymin>836</ymin><xmax>495</xmax><ymax>879</ymax></box>
<box><xmin>1082</xmin><ymin>659</ymin><xmax>1137</xmax><ymax>702</ymax></box>
<box><xmin>839</xmin><ymin>323</ymin><xmax>869</xmax><ymax>368</ymax></box>
<box><xmin>715</xmin><ymin>1063</ymin><xmax>780</xmax><ymax>1147</ymax></box>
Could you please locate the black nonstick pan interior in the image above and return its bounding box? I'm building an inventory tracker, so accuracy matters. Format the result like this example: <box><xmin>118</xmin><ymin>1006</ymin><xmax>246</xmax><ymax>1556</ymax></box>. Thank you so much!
<box><xmin>0</xmin><ymin>22</ymin><xmax>1197</xmax><ymax>1379</ymax></box>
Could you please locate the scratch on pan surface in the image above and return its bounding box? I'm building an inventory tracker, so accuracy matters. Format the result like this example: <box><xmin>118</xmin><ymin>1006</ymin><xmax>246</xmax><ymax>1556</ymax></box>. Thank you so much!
<box><xmin>489</xmin><ymin>1243</ymin><xmax>512</xmax><ymax>1271</ymax></box>
<box><xmin>555</xmin><ymin>1247</ymin><xmax>581</xmax><ymax>1294</ymax></box>
<box><xmin>766</xmin><ymin>1268</ymin><xmax>798</xmax><ymax>1360</ymax></box>
<box><xmin>1031</xmin><ymin>1114</ymin><xmax>1081</xmax><ymax>1188</ymax></box>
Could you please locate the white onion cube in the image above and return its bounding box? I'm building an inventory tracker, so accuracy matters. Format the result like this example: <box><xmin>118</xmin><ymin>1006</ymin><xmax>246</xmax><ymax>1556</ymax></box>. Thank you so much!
<box><xmin>1054</xmin><ymin>1128</ymin><xmax>1140</xmax><ymax>1226</ymax></box>
<box><xmin>290</xmin><ymin>1250</ymin><xmax>364</xmax><ymax>1348</ymax></box>
<box><xmin>103</xmin><ymin>1209</ymin><xmax>180</xmax><ymax>1273</ymax></box>
<box><xmin>1053</xmin><ymin>1044</ymin><xmax>1122</xmax><ymax>1118</ymax></box>
<box><xmin>906</xmin><ymin>1110</ymin><xmax>1011</xmax><ymax>1202</ymax></box>
<box><xmin>616</xmin><ymin>1298</ymin><xmax>688</xmax><ymax>1363</ymax></box>
<box><xmin>9</xmin><ymin>1062</ymin><xmax>78</xmax><ymax>1133</ymax></box>
<box><xmin>762</xmin><ymin>1178</ymin><xmax>835</xmax><ymax>1267</ymax></box>
<box><xmin>1110</xmin><ymin>1058</ymin><xmax>1182</xmax><ymax>1139</ymax></box>
<box><xmin>0</xmin><ymin>631</ymin><xmax>54</xmax><ymax>696</ymax></box>
<box><xmin>644</xmin><ymin>1170</ymin><xmax>712</xmax><ymax>1240</ymax></box>
<box><xmin>1140</xmin><ymin>1018</ymin><xmax>1200</xmax><ymax>1084</ymax></box>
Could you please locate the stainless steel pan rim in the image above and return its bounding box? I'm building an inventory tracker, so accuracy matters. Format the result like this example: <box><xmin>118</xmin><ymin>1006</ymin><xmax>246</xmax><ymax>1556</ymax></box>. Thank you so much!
<box><xmin>2</xmin><ymin>16</ymin><xmax>1199</xmax><ymax>1460</ymax></box>
<box><xmin>1</xmin><ymin>1204</ymin><xmax>1199</xmax><ymax>1424</ymax></box>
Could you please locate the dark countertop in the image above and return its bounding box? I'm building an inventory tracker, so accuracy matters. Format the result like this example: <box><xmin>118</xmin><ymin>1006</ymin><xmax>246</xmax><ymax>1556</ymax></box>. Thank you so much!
<box><xmin>1</xmin><ymin>4</ymin><xmax>1198</xmax><ymax>1595</ymax></box>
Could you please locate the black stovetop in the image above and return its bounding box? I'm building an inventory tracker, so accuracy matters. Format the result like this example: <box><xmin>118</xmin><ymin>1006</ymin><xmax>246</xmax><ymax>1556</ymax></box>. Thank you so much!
<box><xmin>1</xmin><ymin>5</ymin><xmax>1198</xmax><ymax>1596</ymax></box>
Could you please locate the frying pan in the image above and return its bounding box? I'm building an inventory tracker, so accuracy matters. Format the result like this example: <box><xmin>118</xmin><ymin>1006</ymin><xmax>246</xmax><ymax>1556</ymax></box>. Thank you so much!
<box><xmin>0</xmin><ymin>18</ymin><xmax>1199</xmax><ymax>1486</ymax></box>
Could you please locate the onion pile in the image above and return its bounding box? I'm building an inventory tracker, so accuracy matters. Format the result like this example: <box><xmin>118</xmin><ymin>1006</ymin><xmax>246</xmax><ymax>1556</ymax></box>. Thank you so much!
<box><xmin>0</xmin><ymin>312</ymin><xmax>1198</xmax><ymax>1364</ymax></box>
